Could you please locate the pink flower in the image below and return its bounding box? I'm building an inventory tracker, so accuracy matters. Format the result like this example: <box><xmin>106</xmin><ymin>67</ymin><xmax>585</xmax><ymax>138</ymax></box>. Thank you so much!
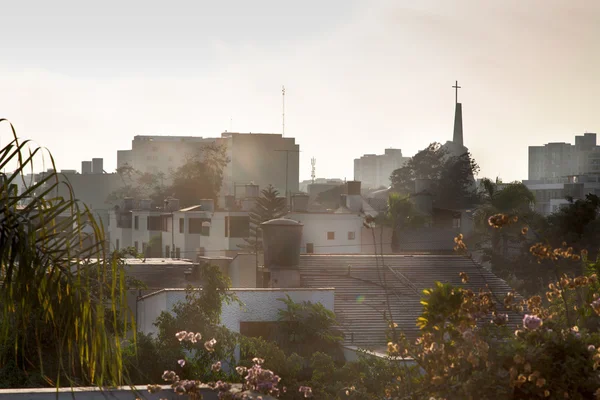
<box><xmin>178</xmin><ymin>359</ymin><xmax>185</xmax><ymax>367</ymax></box>
<box><xmin>211</xmin><ymin>361</ymin><xmax>222</xmax><ymax>372</ymax></box>
<box><xmin>175</xmin><ymin>331</ymin><xmax>187</xmax><ymax>341</ymax></box>
<box><xmin>522</xmin><ymin>314</ymin><xmax>543</xmax><ymax>330</ymax></box>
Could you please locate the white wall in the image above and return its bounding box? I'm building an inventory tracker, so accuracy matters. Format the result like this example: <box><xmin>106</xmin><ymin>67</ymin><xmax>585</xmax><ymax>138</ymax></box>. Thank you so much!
<box><xmin>288</xmin><ymin>212</ymin><xmax>364</xmax><ymax>254</ymax></box>
<box><xmin>137</xmin><ymin>288</ymin><xmax>335</xmax><ymax>336</ymax></box>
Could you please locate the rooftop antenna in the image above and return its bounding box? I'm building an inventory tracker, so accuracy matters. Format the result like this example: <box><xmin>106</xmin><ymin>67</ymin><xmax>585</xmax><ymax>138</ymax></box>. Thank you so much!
<box><xmin>311</xmin><ymin>157</ymin><xmax>316</xmax><ymax>183</ymax></box>
<box><xmin>282</xmin><ymin>85</ymin><xmax>285</xmax><ymax>137</ymax></box>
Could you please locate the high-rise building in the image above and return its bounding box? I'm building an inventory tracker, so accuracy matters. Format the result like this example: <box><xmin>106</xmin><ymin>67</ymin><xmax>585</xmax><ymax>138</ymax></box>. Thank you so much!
<box><xmin>528</xmin><ymin>133</ymin><xmax>600</xmax><ymax>180</ymax></box>
<box><xmin>117</xmin><ymin>132</ymin><xmax>300</xmax><ymax>201</ymax></box>
<box><xmin>354</xmin><ymin>149</ymin><xmax>409</xmax><ymax>190</ymax></box>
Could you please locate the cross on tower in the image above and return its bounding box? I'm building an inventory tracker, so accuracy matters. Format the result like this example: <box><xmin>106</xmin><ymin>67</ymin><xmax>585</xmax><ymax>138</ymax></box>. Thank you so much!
<box><xmin>452</xmin><ymin>80</ymin><xmax>461</xmax><ymax>104</ymax></box>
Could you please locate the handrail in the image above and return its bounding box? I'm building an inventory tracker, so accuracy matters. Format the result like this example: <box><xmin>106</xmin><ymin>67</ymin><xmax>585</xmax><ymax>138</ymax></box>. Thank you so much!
<box><xmin>386</xmin><ymin>265</ymin><xmax>420</xmax><ymax>295</ymax></box>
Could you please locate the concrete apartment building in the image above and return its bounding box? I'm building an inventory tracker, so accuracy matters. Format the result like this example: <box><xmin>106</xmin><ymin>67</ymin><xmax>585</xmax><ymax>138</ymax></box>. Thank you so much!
<box><xmin>354</xmin><ymin>148</ymin><xmax>409</xmax><ymax>190</ymax></box>
<box><xmin>524</xmin><ymin>173</ymin><xmax>600</xmax><ymax>215</ymax></box>
<box><xmin>117</xmin><ymin>131</ymin><xmax>300</xmax><ymax>202</ymax></box>
<box><xmin>528</xmin><ymin>132</ymin><xmax>600</xmax><ymax>180</ymax></box>
<box><xmin>108</xmin><ymin>198</ymin><xmax>251</xmax><ymax>258</ymax></box>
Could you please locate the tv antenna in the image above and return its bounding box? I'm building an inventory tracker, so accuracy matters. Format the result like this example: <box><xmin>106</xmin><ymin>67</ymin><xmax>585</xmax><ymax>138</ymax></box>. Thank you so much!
<box><xmin>311</xmin><ymin>157</ymin><xmax>316</xmax><ymax>183</ymax></box>
<box><xmin>282</xmin><ymin>85</ymin><xmax>285</xmax><ymax>136</ymax></box>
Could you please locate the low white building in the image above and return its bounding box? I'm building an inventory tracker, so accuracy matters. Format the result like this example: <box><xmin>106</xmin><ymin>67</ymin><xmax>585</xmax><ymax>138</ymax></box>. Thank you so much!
<box><xmin>137</xmin><ymin>287</ymin><xmax>335</xmax><ymax>338</ymax></box>
<box><xmin>289</xmin><ymin>211</ymin><xmax>365</xmax><ymax>254</ymax></box>
<box><xmin>288</xmin><ymin>181</ymin><xmax>378</xmax><ymax>254</ymax></box>
<box><xmin>108</xmin><ymin>199</ymin><xmax>251</xmax><ymax>258</ymax></box>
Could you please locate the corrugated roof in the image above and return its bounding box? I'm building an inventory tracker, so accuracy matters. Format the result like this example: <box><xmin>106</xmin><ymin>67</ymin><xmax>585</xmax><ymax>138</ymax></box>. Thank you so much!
<box><xmin>298</xmin><ymin>254</ymin><xmax>521</xmax><ymax>350</ymax></box>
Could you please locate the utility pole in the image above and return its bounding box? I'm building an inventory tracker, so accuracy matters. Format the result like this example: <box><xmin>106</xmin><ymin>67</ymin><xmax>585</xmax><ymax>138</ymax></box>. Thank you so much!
<box><xmin>274</xmin><ymin>149</ymin><xmax>301</xmax><ymax>207</ymax></box>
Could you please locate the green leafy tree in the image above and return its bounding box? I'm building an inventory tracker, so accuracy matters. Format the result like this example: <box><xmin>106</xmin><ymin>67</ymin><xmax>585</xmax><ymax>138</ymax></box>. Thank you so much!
<box><xmin>240</xmin><ymin>185</ymin><xmax>287</xmax><ymax>254</ymax></box>
<box><xmin>124</xmin><ymin>263</ymin><xmax>240</xmax><ymax>383</ymax></box>
<box><xmin>390</xmin><ymin>142</ymin><xmax>479</xmax><ymax>209</ymax></box>
<box><xmin>169</xmin><ymin>143</ymin><xmax>229</xmax><ymax>208</ymax></box>
<box><xmin>386</xmin><ymin>193</ymin><xmax>429</xmax><ymax>252</ymax></box>
<box><xmin>0</xmin><ymin>120</ymin><xmax>130</xmax><ymax>388</ymax></box>
<box><xmin>276</xmin><ymin>295</ymin><xmax>344</xmax><ymax>359</ymax></box>
<box><xmin>474</xmin><ymin>178</ymin><xmax>537</xmax><ymax>278</ymax></box>
<box><xmin>546</xmin><ymin>194</ymin><xmax>600</xmax><ymax>258</ymax></box>
<box><xmin>109</xmin><ymin>143</ymin><xmax>229</xmax><ymax>209</ymax></box>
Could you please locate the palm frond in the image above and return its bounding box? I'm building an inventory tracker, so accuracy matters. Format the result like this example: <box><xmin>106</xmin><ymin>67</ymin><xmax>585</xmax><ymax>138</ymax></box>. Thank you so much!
<box><xmin>0</xmin><ymin>119</ymin><xmax>131</xmax><ymax>387</ymax></box>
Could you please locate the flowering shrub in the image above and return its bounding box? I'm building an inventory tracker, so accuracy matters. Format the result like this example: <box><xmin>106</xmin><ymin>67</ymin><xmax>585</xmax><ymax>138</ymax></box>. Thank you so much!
<box><xmin>147</xmin><ymin>330</ymin><xmax>311</xmax><ymax>399</ymax></box>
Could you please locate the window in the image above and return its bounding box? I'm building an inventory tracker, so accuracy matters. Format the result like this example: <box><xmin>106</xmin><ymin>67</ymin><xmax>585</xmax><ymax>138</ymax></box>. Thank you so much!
<box><xmin>179</xmin><ymin>218</ymin><xmax>185</xmax><ymax>233</ymax></box>
<box><xmin>229</xmin><ymin>216</ymin><xmax>250</xmax><ymax>238</ymax></box>
<box><xmin>134</xmin><ymin>216</ymin><xmax>139</xmax><ymax>230</ymax></box>
<box><xmin>347</xmin><ymin>231</ymin><xmax>356</xmax><ymax>240</ymax></box>
<box><xmin>190</xmin><ymin>218</ymin><xmax>211</xmax><ymax>236</ymax></box>
<box><xmin>453</xmin><ymin>218</ymin><xmax>461</xmax><ymax>229</ymax></box>
<box><xmin>327</xmin><ymin>231</ymin><xmax>335</xmax><ymax>240</ymax></box>
<box><xmin>116</xmin><ymin>239</ymin><xmax>120</xmax><ymax>250</ymax></box>
<box><xmin>165</xmin><ymin>245</ymin><xmax>170</xmax><ymax>257</ymax></box>
<box><xmin>225</xmin><ymin>216</ymin><xmax>229</xmax><ymax>237</ymax></box>
<box><xmin>148</xmin><ymin>216</ymin><xmax>162</xmax><ymax>231</ymax></box>
<box><xmin>134</xmin><ymin>241</ymin><xmax>139</xmax><ymax>252</ymax></box>
<box><xmin>175</xmin><ymin>247</ymin><xmax>181</xmax><ymax>258</ymax></box>
<box><xmin>306</xmin><ymin>243</ymin><xmax>314</xmax><ymax>254</ymax></box>
<box><xmin>142</xmin><ymin>242</ymin><xmax>147</xmax><ymax>252</ymax></box>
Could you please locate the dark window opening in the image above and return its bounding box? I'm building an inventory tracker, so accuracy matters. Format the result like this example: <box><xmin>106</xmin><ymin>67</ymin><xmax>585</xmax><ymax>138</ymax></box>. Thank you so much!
<box><xmin>148</xmin><ymin>215</ymin><xmax>162</xmax><ymax>231</ymax></box>
<box><xmin>134</xmin><ymin>216</ymin><xmax>139</xmax><ymax>230</ymax></box>
<box><xmin>229</xmin><ymin>216</ymin><xmax>250</xmax><ymax>238</ymax></box>
<box><xmin>189</xmin><ymin>218</ymin><xmax>211</xmax><ymax>235</ymax></box>
<box><xmin>179</xmin><ymin>218</ymin><xmax>185</xmax><ymax>233</ymax></box>
<box><xmin>306</xmin><ymin>243</ymin><xmax>314</xmax><ymax>254</ymax></box>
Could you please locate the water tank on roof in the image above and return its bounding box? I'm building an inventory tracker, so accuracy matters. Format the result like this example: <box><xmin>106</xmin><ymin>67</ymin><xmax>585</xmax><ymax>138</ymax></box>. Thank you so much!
<box><xmin>166</xmin><ymin>198</ymin><xmax>180</xmax><ymax>212</ymax></box>
<box><xmin>261</xmin><ymin>218</ymin><xmax>303</xmax><ymax>270</ymax></box>
<box><xmin>245</xmin><ymin>184</ymin><xmax>259</xmax><ymax>198</ymax></box>
<box><xmin>123</xmin><ymin>197</ymin><xmax>135</xmax><ymax>211</ymax></box>
<box><xmin>82</xmin><ymin>161</ymin><xmax>92</xmax><ymax>174</ymax></box>
<box><xmin>92</xmin><ymin>158</ymin><xmax>104</xmax><ymax>174</ymax></box>
<box><xmin>242</xmin><ymin>198</ymin><xmax>256</xmax><ymax>211</ymax></box>
<box><xmin>140</xmin><ymin>199</ymin><xmax>152</xmax><ymax>210</ymax></box>
<box><xmin>291</xmin><ymin>193</ymin><xmax>309</xmax><ymax>212</ymax></box>
<box><xmin>199</xmin><ymin>199</ymin><xmax>215</xmax><ymax>212</ymax></box>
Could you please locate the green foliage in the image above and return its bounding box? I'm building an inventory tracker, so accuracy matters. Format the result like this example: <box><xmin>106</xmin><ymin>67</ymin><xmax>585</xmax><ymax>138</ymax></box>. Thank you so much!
<box><xmin>108</xmin><ymin>143</ymin><xmax>229</xmax><ymax>208</ymax></box>
<box><xmin>169</xmin><ymin>143</ymin><xmax>229</xmax><ymax>207</ymax></box>
<box><xmin>386</xmin><ymin>193</ymin><xmax>429</xmax><ymax>252</ymax></box>
<box><xmin>124</xmin><ymin>263</ymin><xmax>239</xmax><ymax>383</ymax></box>
<box><xmin>277</xmin><ymin>295</ymin><xmax>344</xmax><ymax>358</ymax></box>
<box><xmin>390</xmin><ymin>142</ymin><xmax>479</xmax><ymax>209</ymax></box>
<box><xmin>546</xmin><ymin>194</ymin><xmax>600</xmax><ymax>257</ymax></box>
<box><xmin>0</xmin><ymin>120</ymin><xmax>130</xmax><ymax>387</ymax></box>
<box><xmin>240</xmin><ymin>185</ymin><xmax>287</xmax><ymax>254</ymax></box>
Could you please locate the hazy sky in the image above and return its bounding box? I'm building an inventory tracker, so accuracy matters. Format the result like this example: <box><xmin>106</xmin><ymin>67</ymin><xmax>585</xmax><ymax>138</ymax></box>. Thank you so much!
<box><xmin>1</xmin><ymin>0</ymin><xmax>599</xmax><ymax>182</ymax></box>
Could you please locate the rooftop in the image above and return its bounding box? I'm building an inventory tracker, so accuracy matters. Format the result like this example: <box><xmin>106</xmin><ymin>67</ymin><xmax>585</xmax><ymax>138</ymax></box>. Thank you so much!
<box><xmin>298</xmin><ymin>254</ymin><xmax>521</xmax><ymax>349</ymax></box>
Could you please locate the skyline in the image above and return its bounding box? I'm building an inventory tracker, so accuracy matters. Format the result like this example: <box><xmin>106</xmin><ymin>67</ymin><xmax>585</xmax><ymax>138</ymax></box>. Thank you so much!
<box><xmin>1</xmin><ymin>0</ymin><xmax>599</xmax><ymax>182</ymax></box>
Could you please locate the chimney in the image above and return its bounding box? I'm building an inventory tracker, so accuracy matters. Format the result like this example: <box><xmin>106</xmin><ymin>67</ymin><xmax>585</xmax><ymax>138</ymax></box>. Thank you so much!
<box><xmin>291</xmin><ymin>193</ymin><xmax>309</xmax><ymax>212</ymax></box>
<box><xmin>92</xmin><ymin>158</ymin><xmax>104</xmax><ymax>174</ymax></box>
<box><xmin>413</xmin><ymin>178</ymin><xmax>433</xmax><ymax>216</ymax></box>
<box><xmin>261</xmin><ymin>218</ymin><xmax>303</xmax><ymax>288</ymax></box>
<box><xmin>345</xmin><ymin>181</ymin><xmax>363</xmax><ymax>212</ymax></box>
<box><xmin>347</xmin><ymin>181</ymin><xmax>361</xmax><ymax>195</ymax></box>
<box><xmin>81</xmin><ymin>161</ymin><xmax>92</xmax><ymax>174</ymax></box>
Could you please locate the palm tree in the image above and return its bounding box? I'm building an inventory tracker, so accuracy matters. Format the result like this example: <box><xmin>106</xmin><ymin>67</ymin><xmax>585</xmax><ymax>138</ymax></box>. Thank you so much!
<box><xmin>0</xmin><ymin>120</ymin><xmax>130</xmax><ymax>387</ymax></box>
